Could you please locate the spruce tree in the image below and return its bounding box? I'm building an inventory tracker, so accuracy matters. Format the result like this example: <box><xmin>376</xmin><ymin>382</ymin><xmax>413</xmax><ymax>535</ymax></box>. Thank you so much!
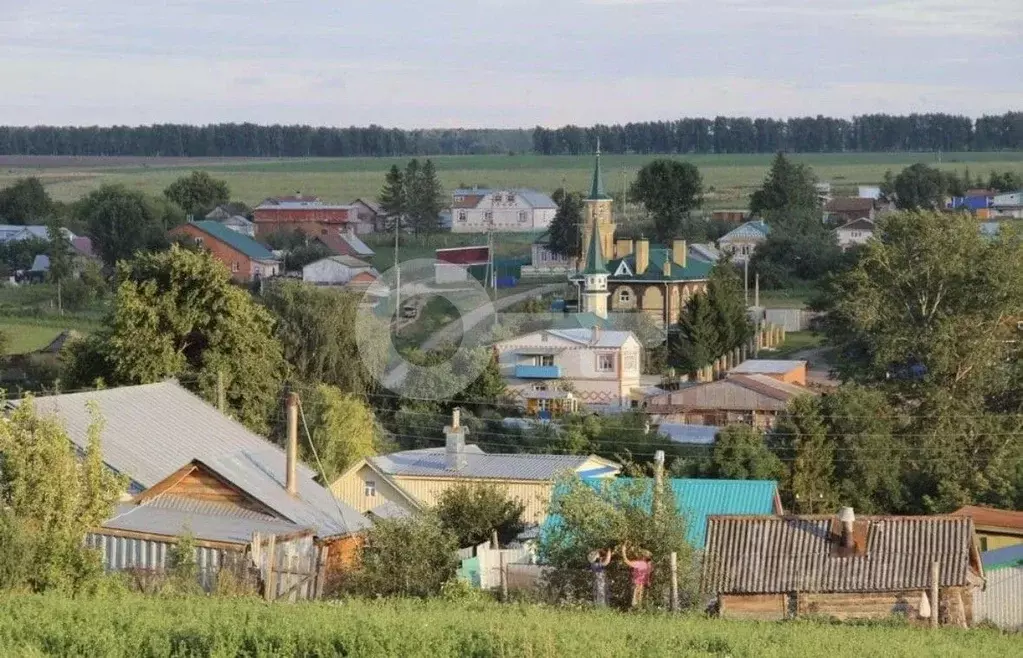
<box><xmin>378</xmin><ymin>165</ymin><xmax>405</xmax><ymax>228</ymax></box>
<box><xmin>411</xmin><ymin>159</ymin><xmax>444</xmax><ymax>235</ymax></box>
<box><xmin>546</xmin><ymin>188</ymin><xmax>583</xmax><ymax>259</ymax></box>
<box><xmin>768</xmin><ymin>396</ymin><xmax>838</xmax><ymax>514</ymax></box>
<box><xmin>705</xmin><ymin>260</ymin><xmax>752</xmax><ymax>355</ymax></box>
<box><xmin>670</xmin><ymin>292</ymin><xmax>719</xmax><ymax>374</ymax></box>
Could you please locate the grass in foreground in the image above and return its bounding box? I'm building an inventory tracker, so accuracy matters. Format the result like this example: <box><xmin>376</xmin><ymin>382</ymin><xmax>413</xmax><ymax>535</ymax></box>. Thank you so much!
<box><xmin>0</xmin><ymin>593</ymin><xmax>1014</xmax><ymax>658</ymax></box>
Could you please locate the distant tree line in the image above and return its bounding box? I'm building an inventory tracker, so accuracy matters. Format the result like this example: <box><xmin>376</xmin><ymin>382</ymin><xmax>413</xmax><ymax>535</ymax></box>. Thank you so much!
<box><xmin>533</xmin><ymin>113</ymin><xmax>1023</xmax><ymax>155</ymax></box>
<box><xmin>1</xmin><ymin>113</ymin><xmax>1020</xmax><ymax>157</ymax></box>
<box><xmin>0</xmin><ymin>125</ymin><xmax>531</xmax><ymax>157</ymax></box>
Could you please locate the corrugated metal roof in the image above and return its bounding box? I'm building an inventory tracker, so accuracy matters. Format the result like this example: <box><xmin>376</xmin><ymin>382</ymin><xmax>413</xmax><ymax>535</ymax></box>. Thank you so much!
<box><xmin>368</xmin><ymin>500</ymin><xmax>413</xmax><ymax>520</ymax></box>
<box><xmin>13</xmin><ymin>382</ymin><xmax>370</xmax><ymax>538</ymax></box>
<box><xmin>729</xmin><ymin>360</ymin><xmax>807</xmax><ymax>376</ymax></box>
<box><xmin>646</xmin><ymin>375</ymin><xmax>813</xmax><ymax>412</ymax></box>
<box><xmin>702</xmin><ymin>515</ymin><xmax>977</xmax><ymax>594</ymax></box>
<box><xmin>103</xmin><ymin>503</ymin><xmax>310</xmax><ymax>545</ymax></box>
<box><xmin>546</xmin><ymin>328</ymin><xmax>635</xmax><ymax>348</ymax></box>
<box><xmin>719</xmin><ymin>220</ymin><xmax>770</xmax><ymax>243</ymax></box>
<box><xmin>144</xmin><ymin>493</ymin><xmax>280</xmax><ymax>522</ymax></box>
<box><xmin>372</xmin><ymin>446</ymin><xmax>607</xmax><ymax>481</ymax></box>
<box><xmin>189</xmin><ymin>220</ymin><xmax>277</xmax><ymax>261</ymax></box>
<box><xmin>953</xmin><ymin>505</ymin><xmax>1023</xmax><ymax>532</ymax></box>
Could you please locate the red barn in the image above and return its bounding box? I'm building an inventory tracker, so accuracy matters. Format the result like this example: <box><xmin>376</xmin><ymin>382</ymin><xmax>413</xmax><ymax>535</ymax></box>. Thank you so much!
<box><xmin>253</xmin><ymin>194</ymin><xmax>359</xmax><ymax>237</ymax></box>
<box><xmin>434</xmin><ymin>245</ymin><xmax>490</xmax><ymax>284</ymax></box>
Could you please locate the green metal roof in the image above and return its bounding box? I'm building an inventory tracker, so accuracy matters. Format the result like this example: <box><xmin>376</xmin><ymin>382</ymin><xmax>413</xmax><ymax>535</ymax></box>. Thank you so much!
<box><xmin>605</xmin><ymin>247</ymin><xmax>713</xmax><ymax>282</ymax></box>
<box><xmin>549</xmin><ymin>312</ymin><xmax>607</xmax><ymax>330</ymax></box>
<box><xmin>542</xmin><ymin>477</ymin><xmax>779</xmax><ymax>549</ymax></box>
<box><xmin>582</xmin><ymin>214</ymin><xmax>608</xmax><ymax>275</ymax></box>
<box><xmin>587</xmin><ymin>148</ymin><xmax>611</xmax><ymax>201</ymax></box>
<box><xmin>190</xmin><ymin>221</ymin><xmax>277</xmax><ymax>261</ymax></box>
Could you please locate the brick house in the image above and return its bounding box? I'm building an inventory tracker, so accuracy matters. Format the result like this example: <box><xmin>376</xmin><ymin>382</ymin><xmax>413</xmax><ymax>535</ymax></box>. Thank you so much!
<box><xmin>171</xmin><ymin>220</ymin><xmax>281</xmax><ymax>282</ymax></box>
<box><xmin>252</xmin><ymin>194</ymin><xmax>360</xmax><ymax>237</ymax></box>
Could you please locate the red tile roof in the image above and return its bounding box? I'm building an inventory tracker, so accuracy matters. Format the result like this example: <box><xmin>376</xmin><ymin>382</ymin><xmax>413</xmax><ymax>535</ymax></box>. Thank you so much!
<box><xmin>953</xmin><ymin>505</ymin><xmax>1023</xmax><ymax>533</ymax></box>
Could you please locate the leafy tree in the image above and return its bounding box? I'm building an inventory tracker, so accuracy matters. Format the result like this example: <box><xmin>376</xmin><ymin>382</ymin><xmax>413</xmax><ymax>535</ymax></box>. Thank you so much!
<box><xmin>703</xmin><ymin>424</ymin><xmax>783</xmax><ymax>481</ymax></box>
<box><xmin>454</xmin><ymin>348</ymin><xmax>506</xmax><ymax>409</ymax></box>
<box><xmin>749</xmin><ymin>219</ymin><xmax>844</xmax><ymax>288</ymax></box>
<box><xmin>262</xmin><ymin>280</ymin><xmax>386</xmax><ymax>397</ymax></box>
<box><xmin>987</xmin><ymin>170</ymin><xmax>1023</xmax><ymax>193</ymax></box>
<box><xmin>819</xmin><ymin>211</ymin><xmax>1023</xmax><ymax>404</ymax></box>
<box><xmin>302</xmin><ymin>384</ymin><xmax>379</xmax><ymax>482</ymax></box>
<box><xmin>669</xmin><ymin>291</ymin><xmax>719</xmax><ymax>374</ymax></box>
<box><xmin>45</xmin><ymin>219</ymin><xmax>73</xmax><ymax>315</ymax></box>
<box><xmin>435</xmin><ymin>483</ymin><xmax>526</xmax><ymax>548</ymax></box>
<box><xmin>350</xmin><ymin>512</ymin><xmax>459</xmax><ymax>598</ymax></box>
<box><xmin>821</xmin><ymin>386</ymin><xmax>903</xmax><ymax>514</ymax></box>
<box><xmin>62</xmin><ymin>246</ymin><xmax>286</xmax><ymax>433</ymax></box>
<box><xmin>0</xmin><ymin>177</ymin><xmax>52</xmax><ymax>224</ymax></box>
<box><xmin>163</xmin><ymin>171</ymin><xmax>230</xmax><ymax>218</ymax></box>
<box><xmin>891</xmin><ymin>163</ymin><xmax>947</xmax><ymax>210</ymax></box>
<box><xmin>768</xmin><ymin>396</ymin><xmax>838</xmax><ymax>514</ymax></box>
<box><xmin>0</xmin><ymin>329</ymin><xmax>8</xmax><ymax>356</ymax></box>
<box><xmin>0</xmin><ymin>398</ymin><xmax>124</xmax><ymax>593</ymax></box>
<box><xmin>0</xmin><ymin>236</ymin><xmax>48</xmax><ymax>274</ymax></box>
<box><xmin>75</xmin><ymin>184</ymin><xmax>169</xmax><ymax>270</ymax></box>
<box><xmin>629</xmin><ymin>160</ymin><xmax>703</xmax><ymax>242</ymax></box>
<box><xmin>546</xmin><ymin>188</ymin><xmax>584</xmax><ymax>259</ymax></box>
<box><xmin>539</xmin><ymin>476</ymin><xmax>695</xmax><ymax>608</ymax></box>
<box><xmin>748</xmin><ymin>153</ymin><xmax>819</xmax><ymax>216</ymax></box>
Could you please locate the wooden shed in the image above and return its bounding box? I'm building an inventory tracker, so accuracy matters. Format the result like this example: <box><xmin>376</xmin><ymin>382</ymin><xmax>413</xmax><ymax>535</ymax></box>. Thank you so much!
<box><xmin>701</xmin><ymin>511</ymin><xmax>984</xmax><ymax>626</ymax></box>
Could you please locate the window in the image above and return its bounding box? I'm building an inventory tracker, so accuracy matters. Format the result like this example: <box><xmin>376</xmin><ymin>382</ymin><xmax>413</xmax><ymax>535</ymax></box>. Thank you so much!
<box><xmin>484</xmin><ymin>211</ymin><xmax>493</xmax><ymax>222</ymax></box>
<box><xmin>364</xmin><ymin>480</ymin><xmax>376</xmax><ymax>497</ymax></box>
<box><xmin>979</xmin><ymin>536</ymin><xmax>988</xmax><ymax>552</ymax></box>
<box><xmin>597</xmin><ymin>353</ymin><xmax>615</xmax><ymax>372</ymax></box>
<box><xmin>518</xmin><ymin>210</ymin><xmax>528</xmax><ymax>223</ymax></box>
<box><xmin>533</xmin><ymin>383</ymin><xmax>548</xmax><ymax>392</ymax></box>
<box><xmin>231</xmin><ymin>262</ymin><xmax>240</xmax><ymax>273</ymax></box>
<box><xmin>458</xmin><ymin>210</ymin><xmax>467</xmax><ymax>222</ymax></box>
<box><xmin>506</xmin><ymin>193</ymin><xmax>515</xmax><ymax>204</ymax></box>
<box><xmin>533</xmin><ymin>354</ymin><xmax>554</xmax><ymax>367</ymax></box>
<box><xmin>618</xmin><ymin>289</ymin><xmax>631</xmax><ymax>303</ymax></box>
<box><xmin>193</xmin><ymin>237</ymin><xmax>203</xmax><ymax>246</ymax></box>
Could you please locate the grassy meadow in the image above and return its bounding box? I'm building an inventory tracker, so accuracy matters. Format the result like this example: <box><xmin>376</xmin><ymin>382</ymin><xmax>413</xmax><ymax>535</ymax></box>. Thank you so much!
<box><xmin>0</xmin><ymin>593</ymin><xmax>1015</xmax><ymax>658</ymax></box>
<box><xmin>4</xmin><ymin>151</ymin><xmax>1023</xmax><ymax>211</ymax></box>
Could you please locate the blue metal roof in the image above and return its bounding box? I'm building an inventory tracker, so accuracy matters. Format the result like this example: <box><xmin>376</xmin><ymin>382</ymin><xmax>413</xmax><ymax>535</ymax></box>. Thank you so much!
<box><xmin>982</xmin><ymin>544</ymin><xmax>1023</xmax><ymax>571</ymax></box>
<box><xmin>720</xmin><ymin>220</ymin><xmax>770</xmax><ymax>242</ymax></box>
<box><xmin>190</xmin><ymin>220</ymin><xmax>277</xmax><ymax>261</ymax></box>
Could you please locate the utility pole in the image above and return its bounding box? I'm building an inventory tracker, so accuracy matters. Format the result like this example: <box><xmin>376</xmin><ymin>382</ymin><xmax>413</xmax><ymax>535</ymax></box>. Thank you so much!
<box><xmin>394</xmin><ymin>176</ymin><xmax>404</xmax><ymax>325</ymax></box>
<box><xmin>744</xmin><ymin>257</ymin><xmax>749</xmax><ymax>306</ymax></box>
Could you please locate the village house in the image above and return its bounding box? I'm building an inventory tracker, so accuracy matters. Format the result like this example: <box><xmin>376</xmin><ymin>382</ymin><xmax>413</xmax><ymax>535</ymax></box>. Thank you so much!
<box><xmin>170</xmin><ymin>220</ymin><xmax>281</xmax><ymax>282</ymax></box>
<box><xmin>952</xmin><ymin>505</ymin><xmax>1023</xmax><ymax>552</ymax></box>
<box><xmin>11</xmin><ymin>382</ymin><xmax>371</xmax><ymax>597</ymax></box>
<box><xmin>302</xmin><ymin>254</ymin><xmax>381</xmax><ymax>288</ymax></box>
<box><xmin>331</xmin><ymin>410</ymin><xmax>620</xmax><ymax>525</ymax></box>
<box><xmin>835</xmin><ymin>217</ymin><xmax>875</xmax><ymax>251</ymax></box>
<box><xmin>347</xmin><ymin>198</ymin><xmax>387</xmax><ymax>232</ymax></box>
<box><xmin>450</xmin><ymin>188</ymin><xmax>557</xmax><ymax>233</ymax></box>
<box><xmin>521</xmin><ymin>230</ymin><xmax>575</xmax><ymax>277</ymax></box>
<box><xmin>717</xmin><ymin>220</ymin><xmax>769</xmax><ymax>264</ymax></box>
<box><xmin>252</xmin><ymin>194</ymin><xmax>361</xmax><ymax>237</ymax></box>
<box><xmin>992</xmin><ymin>190</ymin><xmax>1023</xmax><ymax>219</ymax></box>
<box><xmin>315</xmin><ymin>228</ymin><xmax>375</xmax><ymax>259</ymax></box>
<box><xmin>701</xmin><ymin>510</ymin><xmax>984</xmax><ymax>625</ymax></box>
<box><xmin>643</xmin><ymin>373</ymin><xmax>814</xmax><ymax>429</ymax></box>
<box><xmin>975</xmin><ymin>544</ymin><xmax>1023</xmax><ymax>629</ymax></box>
<box><xmin>824</xmin><ymin>197</ymin><xmax>876</xmax><ymax>224</ymax></box>
<box><xmin>493</xmin><ymin>327</ymin><xmax>643</xmax><ymax>414</ymax></box>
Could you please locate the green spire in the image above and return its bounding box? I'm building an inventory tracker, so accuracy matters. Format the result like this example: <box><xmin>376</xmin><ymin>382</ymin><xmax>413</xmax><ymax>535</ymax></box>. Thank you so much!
<box><xmin>583</xmin><ymin>211</ymin><xmax>607</xmax><ymax>275</ymax></box>
<box><xmin>588</xmin><ymin>138</ymin><xmax>611</xmax><ymax>200</ymax></box>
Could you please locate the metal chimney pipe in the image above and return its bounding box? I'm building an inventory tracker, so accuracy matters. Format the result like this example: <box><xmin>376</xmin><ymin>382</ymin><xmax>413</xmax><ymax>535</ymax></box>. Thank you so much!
<box><xmin>286</xmin><ymin>392</ymin><xmax>299</xmax><ymax>496</ymax></box>
<box><xmin>838</xmin><ymin>506</ymin><xmax>855</xmax><ymax>549</ymax></box>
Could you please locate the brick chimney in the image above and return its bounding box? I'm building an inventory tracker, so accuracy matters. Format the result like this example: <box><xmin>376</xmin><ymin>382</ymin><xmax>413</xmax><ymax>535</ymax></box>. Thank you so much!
<box><xmin>445</xmin><ymin>407</ymin><xmax>467</xmax><ymax>472</ymax></box>
<box><xmin>635</xmin><ymin>238</ymin><xmax>649</xmax><ymax>275</ymax></box>
<box><xmin>672</xmin><ymin>239</ymin><xmax>687</xmax><ymax>268</ymax></box>
<box><xmin>285</xmin><ymin>392</ymin><xmax>299</xmax><ymax>496</ymax></box>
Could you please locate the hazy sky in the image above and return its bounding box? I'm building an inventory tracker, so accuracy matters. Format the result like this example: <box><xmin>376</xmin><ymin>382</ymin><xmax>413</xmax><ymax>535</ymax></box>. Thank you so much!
<box><xmin>2</xmin><ymin>0</ymin><xmax>1021</xmax><ymax>127</ymax></box>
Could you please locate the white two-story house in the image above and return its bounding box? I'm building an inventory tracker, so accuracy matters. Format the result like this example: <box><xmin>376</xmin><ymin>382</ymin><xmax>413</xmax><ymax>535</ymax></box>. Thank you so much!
<box><xmin>835</xmin><ymin>218</ymin><xmax>874</xmax><ymax>251</ymax></box>
<box><xmin>493</xmin><ymin>328</ymin><xmax>642</xmax><ymax>416</ymax></box>
<box><xmin>451</xmin><ymin>188</ymin><xmax>557</xmax><ymax>233</ymax></box>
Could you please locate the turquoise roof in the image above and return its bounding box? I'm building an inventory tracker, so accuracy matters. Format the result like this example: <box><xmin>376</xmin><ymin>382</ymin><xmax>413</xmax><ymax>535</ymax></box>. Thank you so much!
<box><xmin>542</xmin><ymin>477</ymin><xmax>779</xmax><ymax>549</ymax></box>
<box><xmin>981</xmin><ymin>544</ymin><xmax>1023</xmax><ymax>572</ymax></box>
<box><xmin>720</xmin><ymin>219</ymin><xmax>770</xmax><ymax>242</ymax></box>
<box><xmin>604</xmin><ymin>246</ymin><xmax>713</xmax><ymax>282</ymax></box>
<box><xmin>582</xmin><ymin>214</ymin><xmax>608</xmax><ymax>275</ymax></box>
<box><xmin>190</xmin><ymin>221</ymin><xmax>277</xmax><ymax>261</ymax></box>
<box><xmin>588</xmin><ymin>148</ymin><xmax>611</xmax><ymax>201</ymax></box>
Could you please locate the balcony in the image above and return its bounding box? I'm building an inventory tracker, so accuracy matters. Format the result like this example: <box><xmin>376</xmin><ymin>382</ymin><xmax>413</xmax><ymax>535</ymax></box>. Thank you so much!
<box><xmin>515</xmin><ymin>365</ymin><xmax>561</xmax><ymax>379</ymax></box>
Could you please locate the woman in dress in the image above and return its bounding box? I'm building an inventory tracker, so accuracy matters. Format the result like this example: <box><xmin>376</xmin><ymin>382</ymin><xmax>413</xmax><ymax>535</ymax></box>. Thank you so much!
<box><xmin>587</xmin><ymin>548</ymin><xmax>612</xmax><ymax>606</ymax></box>
<box><xmin>620</xmin><ymin>543</ymin><xmax>652</xmax><ymax>608</ymax></box>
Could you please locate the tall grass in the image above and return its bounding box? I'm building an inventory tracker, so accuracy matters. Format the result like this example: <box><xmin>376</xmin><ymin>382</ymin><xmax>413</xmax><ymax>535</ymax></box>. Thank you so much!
<box><xmin>0</xmin><ymin>594</ymin><xmax>1014</xmax><ymax>657</ymax></box>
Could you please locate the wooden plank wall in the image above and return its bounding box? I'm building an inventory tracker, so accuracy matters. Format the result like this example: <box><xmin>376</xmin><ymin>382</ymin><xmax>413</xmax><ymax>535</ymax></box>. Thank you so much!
<box><xmin>719</xmin><ymin>593</ymin><xmax>787</xmax><ymax>621</ymax></box>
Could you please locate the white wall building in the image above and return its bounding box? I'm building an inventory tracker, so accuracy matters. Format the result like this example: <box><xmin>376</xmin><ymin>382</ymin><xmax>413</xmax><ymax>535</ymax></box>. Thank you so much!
<box><xmin>858</xmin><ymin>185</ymin><xmax>882</xmax><ymax>200</ymax></box>
<box><xmin>492</xmin><ymin>328</ymin><xmax>642</xmax><ymax>414</ymax></box>
<box><xmin>993</xmin><ymin>191</ymin><xmax>1023</xmax><ymax>218</ymax></box>
<box><xmin>835</xmin><ymin>218</ymin><xmax>875</xmax><ymax>251</ymax></box>
<box><xmin>450</xmin><ymin>189</ymin><xmax>557</xmax><ymax>233</ymax></box>
<box><xmin>302</xmin><ymin>255</ymin><xmax>379</xmax><ymax>286</ymax></box>
<box><xmin>717</xmin><ymin>220</ymin><xmax>770</xmax><ymax>264</ymax></box>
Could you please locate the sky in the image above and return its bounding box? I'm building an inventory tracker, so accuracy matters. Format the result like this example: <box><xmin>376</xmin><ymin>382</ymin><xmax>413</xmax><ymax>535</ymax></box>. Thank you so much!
<box><xmin>2</xmin><ymin>0</ymin><xmax>1022</xmax><ymax>127</ymax></box>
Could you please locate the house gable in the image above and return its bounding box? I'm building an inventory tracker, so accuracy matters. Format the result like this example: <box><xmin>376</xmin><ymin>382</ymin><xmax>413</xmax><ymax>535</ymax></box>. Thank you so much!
<box><xmin>330</xmin><ymin>460</ymin><xmax>420</xmax><ymax>514</ymax></box>
<box><xmin>136</xmin><ymin>460</ymin><xmax>283</xmax><ymax>520</ymax></box>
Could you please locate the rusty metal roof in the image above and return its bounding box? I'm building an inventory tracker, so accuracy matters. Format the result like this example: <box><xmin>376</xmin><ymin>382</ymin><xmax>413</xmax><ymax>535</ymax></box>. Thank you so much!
<box><xmin>702</xmin><ymin>515</ymin><xmax>978</xmax><ymax>594</ymax></box>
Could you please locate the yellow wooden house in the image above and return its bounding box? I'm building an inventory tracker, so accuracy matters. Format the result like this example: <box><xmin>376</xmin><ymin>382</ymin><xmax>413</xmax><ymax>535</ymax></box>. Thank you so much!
<box><xmin>330</xmin><ymin>411</ymin><xmax>619</xmax><ymax>525</ymax></box>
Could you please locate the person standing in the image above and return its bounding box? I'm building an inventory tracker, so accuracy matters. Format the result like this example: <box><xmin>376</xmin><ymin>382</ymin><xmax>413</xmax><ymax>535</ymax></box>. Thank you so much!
<box><xmin>621</xmin><ymin>543</ymin><xmax>652</xmax><ymax>608</ymax></box>
<box><xmin>588</xmin><ymin>548</ymin><xmax>612</xmax><ymax>607</ymax></box>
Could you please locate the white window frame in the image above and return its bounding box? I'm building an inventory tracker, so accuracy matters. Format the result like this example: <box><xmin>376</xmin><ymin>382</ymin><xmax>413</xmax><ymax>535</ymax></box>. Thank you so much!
<box><xmin>596</xmin><ymin>353</ymin><xmax>615</xmax><ymax>373</ymax></box>
<box><xmin>618</xmin><ymin>288</ymin><xmax>631</xmax><ymax>303</ymax></box>
<box><xmin>364</xmin><ymin>480</ymin><xmax>377</xmax><ymax>497</ymax></box>
<box><xmin>533</xmin><ymin>354</ymin><xmax>554</xmax><ymax>367</ymax></box>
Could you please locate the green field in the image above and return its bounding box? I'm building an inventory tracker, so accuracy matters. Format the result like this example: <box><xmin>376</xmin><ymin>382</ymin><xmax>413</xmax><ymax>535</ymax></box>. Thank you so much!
<box><xmin>5</xmin><ymin>152</ymin><xmax>1023</xmax><ymax>211</ymax></box>
<box><xmin>0</xmin><ymin>593</ymin><xmax>1013</xmax><ymax>658</ymax></box>
<box><xmin>0</xmin><ymin>284</ymin><xmax>104</xmax><ymax>354</ymax></box>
